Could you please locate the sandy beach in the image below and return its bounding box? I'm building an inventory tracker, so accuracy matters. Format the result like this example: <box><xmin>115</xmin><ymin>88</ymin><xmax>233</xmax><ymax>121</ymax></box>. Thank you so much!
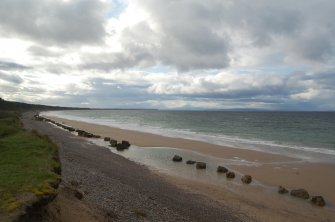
<box><xmin>43</xmin><ymin>114</ymin><xmax>335</xmax><ymax>221</ymax></box>
<box><xmin>23</xmin><ymin>112</ymin><xmax>252</xmax><ymax>222</ymax></box>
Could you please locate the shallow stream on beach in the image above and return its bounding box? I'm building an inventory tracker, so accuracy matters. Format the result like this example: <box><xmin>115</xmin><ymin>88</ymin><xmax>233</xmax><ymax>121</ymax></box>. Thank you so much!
<box><xmin>88</xmin><ymin>138</ymin><xmax>284</xmax><ymax>192</ymax></box>
<box><xmin>88</xmin><ymin>138</ymin><xmax>334</xmax><ymax>207</ymax></box>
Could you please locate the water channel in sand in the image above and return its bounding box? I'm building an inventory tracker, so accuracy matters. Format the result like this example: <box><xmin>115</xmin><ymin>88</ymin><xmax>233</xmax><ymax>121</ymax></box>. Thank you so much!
<box><xmin>88</xmin><ymin>138</ymin><xmax>300</xmax><ymax>195</ymax></box>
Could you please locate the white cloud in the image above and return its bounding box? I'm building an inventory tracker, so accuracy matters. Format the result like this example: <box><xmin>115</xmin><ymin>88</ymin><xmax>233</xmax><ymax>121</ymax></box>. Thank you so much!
<box><xmin>0</xmin><ymin>0</ymin><xmax>335</xmax><ymax>110</ymax></box>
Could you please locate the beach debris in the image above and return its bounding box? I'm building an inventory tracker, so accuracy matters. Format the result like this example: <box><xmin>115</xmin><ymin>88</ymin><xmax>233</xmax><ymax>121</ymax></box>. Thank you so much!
<box><xmin>74</xmin><ymin>128</ymin><xmax>101</xmax><ymax>138</ymax></box>
<box><xmin>116</xmin><ymin>143</ymin><xmax>127</xmax><ymax>151</ymax></box>
<box><xmin>104</xmin><ymin>137</ymin><xmax>111</xmax><ymax>141</ymax></box>
<box><xmin>226</xmin><ymin>171</ymin><xmax>235</xmax><ymax>179</ymax></box>
<box><xmin>241</xmin><ymin>175</ymin><xmax>252</xmax><ymax>184</ymax></box>
<box><xmin>172</xmin><ymin>155</ymin><xmax>183</xmax><ymax>162</ymax></box>
<box><xmin>34</xmin><ymin>114</ymin><xmax>45</xmax><ymax>121</ymax></box>
<box><xmin>62</xmin><ymin>126</ymin><xmax>75</xmax><ymax>132</ymax></box>
<box><xmin>85</xmin><ymin>133</ymin><xmax>94</xmax><ymax>138</ymax></box>
<box><xmin>290</xmin><ymin>188</ymin><xmax>310</xmax><ymax>199</ymax></box>
<box><xmin>76</xmin><ymin>129</ymin><xmax>86</xmax><ymax>136</ymax></box>
<box><xmin>110</xmin><ymin>139</ymin><xmax>118</xmax><ymax>147</ymax></box>
<box><xmin>196</xmin><ymin>162</ymin><xmax>206</xmax><ymax>169</ymax></box>
<box><xmin>54</xmin><ymin>122</ymin><xmax>76</xmax><ymax>132</ymax></box>
<box><xmin>115</xmin><ymin>141</ymin><xmax>130</xmax><ymax>151</ymax></box>
<box><xmin>122</xmin><ymin>140</ymin><xmax>131</xmax><ymax>148</ymax></box>
<box><xmin>186</xmin><ymin>160</ymin><xmax>196</xmax><ymax>164</ymax></box>
<box><xmin>67</xmin><ymin>127</ymin><xmax>76</xmax><ymax>132</ymax></box>
<box><xmin>278</xmin><ymin>186</ymin><xmax>289</xmax><ymax>194</ymax></box>
<box><xmin>76</xmin><ymin>129</ymin><xmax>94</xmax><ymax>138</ymax></box>
<box><xmin>217</xmin><ymin>166</ymin><xmax>228</xmax><ymax>173</ymax></box>
<box><xmin>311</xmin><ymin>196</ymin><xmax>326</xmax><ymax>207</ymax></box>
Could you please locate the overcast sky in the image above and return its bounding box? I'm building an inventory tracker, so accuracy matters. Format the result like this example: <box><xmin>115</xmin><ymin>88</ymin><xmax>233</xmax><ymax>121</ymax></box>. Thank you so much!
<box><xmin>0</xmin><ymin>0</ymin><xmax>334</xmax><ymax>110</ymax></box>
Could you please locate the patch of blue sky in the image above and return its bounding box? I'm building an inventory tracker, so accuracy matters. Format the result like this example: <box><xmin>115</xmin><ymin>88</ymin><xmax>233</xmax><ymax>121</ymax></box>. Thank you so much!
<box><xmin>106</xmin><ymin>0</ymin><xmax>127</xmax><ymax>18</ymax></box>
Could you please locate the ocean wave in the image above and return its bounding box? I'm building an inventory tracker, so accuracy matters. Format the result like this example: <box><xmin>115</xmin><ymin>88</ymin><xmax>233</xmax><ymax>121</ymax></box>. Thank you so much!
<box><xmin>41</xmin><ymin>111</ymin><xmax>335</xmax><ymax>161</ymax></box>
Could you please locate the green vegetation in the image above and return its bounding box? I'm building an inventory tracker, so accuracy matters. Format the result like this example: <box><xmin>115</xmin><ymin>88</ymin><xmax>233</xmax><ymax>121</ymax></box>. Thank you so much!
<box><xmin>132</xmin><ymin>209</ymin><xmax>147</xmax><ymax>218</ymax></box>
<box><xmin>0</xmin><ymin>97</ymin><xmax>89</xmax><ymax>111</ymax></box>
<box><xmin>0</xmin><ymin>111</ymin><xmax>60</xmax><ymax>212</ymax></box>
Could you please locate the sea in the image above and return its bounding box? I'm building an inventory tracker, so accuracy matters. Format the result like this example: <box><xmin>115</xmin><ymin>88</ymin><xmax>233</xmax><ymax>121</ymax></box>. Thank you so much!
<box><xmin>42</xmin><ymin>110</ymin><xmax>335</xmax><ymax>163</ymax></box>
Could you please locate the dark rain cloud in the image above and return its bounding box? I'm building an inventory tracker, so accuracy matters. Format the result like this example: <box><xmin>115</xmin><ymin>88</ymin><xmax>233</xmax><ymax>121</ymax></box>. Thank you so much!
<box><xmin>0</xmin><ymin>71</ymin><xmax>24</xmax><ymax>84</ymax></box>
<box><xmin>36</xmin><ymin>70</ymin><xmax>334</xmax><ymax>110</ymax></box>
<box><xmin>0</xmin><ymin>61</ymin><xmax>29</xmax><ymax>70</ymax></box>
<box><xmin>0</xmin><ymin>0</ymin><xmax>108</xmax><ymax>45</ymax></box>
<box><xmin>146</xmin><ymin>69</ymin><xmax>335</xmax><ymax>110</ymax></box>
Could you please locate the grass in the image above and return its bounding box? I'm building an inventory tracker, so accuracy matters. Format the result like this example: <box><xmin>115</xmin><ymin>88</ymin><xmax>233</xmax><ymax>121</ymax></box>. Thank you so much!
<box><xmin>132</xmin><ymin>209</ymin><xmax>147</xmax><ymax>218</ymax></box>
<box><xmin>0</xmin><ymin>112</ymin><xmax>60</xmax><ymax>213</ymax></box>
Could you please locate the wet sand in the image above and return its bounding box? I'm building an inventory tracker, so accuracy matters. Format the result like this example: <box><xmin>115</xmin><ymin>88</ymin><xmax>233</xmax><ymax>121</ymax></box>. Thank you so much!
<box><xmin>163</xmin><ymin>174</ymin><xmax>335</xmax><ymax>222</ymax></box>
<box><xmin>44</xmin><ymin>115</ymin><xmax>335</xmax><ymax>221</ymax></box>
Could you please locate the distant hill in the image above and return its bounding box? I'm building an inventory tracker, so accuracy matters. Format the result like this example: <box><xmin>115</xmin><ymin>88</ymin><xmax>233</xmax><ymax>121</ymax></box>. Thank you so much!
<box><xmin>0</xmin><ymin>97</ymin><xmax>89</xmax><ymax>111</ymax></box>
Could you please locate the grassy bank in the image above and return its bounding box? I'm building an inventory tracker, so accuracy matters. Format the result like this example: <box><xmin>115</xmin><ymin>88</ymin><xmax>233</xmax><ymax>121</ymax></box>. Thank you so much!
<box><xmin>0</xmin><ymin>111</ymin><xmax>60</xmax><ymax>213</ymax></box>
